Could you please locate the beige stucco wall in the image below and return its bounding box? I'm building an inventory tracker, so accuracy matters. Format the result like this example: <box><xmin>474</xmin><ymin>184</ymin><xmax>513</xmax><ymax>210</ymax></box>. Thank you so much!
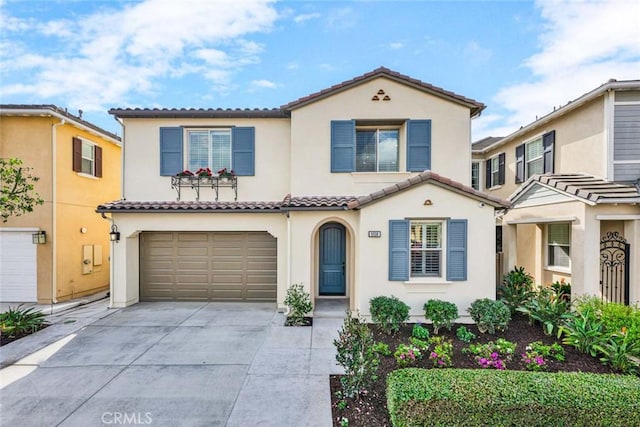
<box><xmin>356</xmin><ymin>183</ymin><xmax>496</xmax><ymax>321</ymax></box>
<box><xmin>290</xmin><ymin>77</ymin><xmax>473</xmax><ymax>196</ymax></box>
<box><xmin>109</xmin><ymin>212</ymin><xmax>288</xmax><ymax>307</ymax></box>
<box><xmin>121</xmin><ymin>118</ymin><xmax>291</xmax><ymax>202</ymax></box>
<box><xmin>481</xmin><ymin>97</ymin><xmax>606</xmax><ymax>200</ymax></box>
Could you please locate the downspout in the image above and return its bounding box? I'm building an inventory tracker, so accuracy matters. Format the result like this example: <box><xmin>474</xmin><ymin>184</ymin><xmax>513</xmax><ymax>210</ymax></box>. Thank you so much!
<box><xmin>286</xmin><ymin>210</ymin><xmax>291</xmax><ymax>289</ymax></box>
<box><xmin>51</xmin><ymin>118</ymin><xmax>65</xmax><ymax>304</ymax></box>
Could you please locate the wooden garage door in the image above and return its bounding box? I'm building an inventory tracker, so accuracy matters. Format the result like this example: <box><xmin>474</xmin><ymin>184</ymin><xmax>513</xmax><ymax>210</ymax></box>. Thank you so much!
<box><xmin>140</xmin><ymin>232</ymin><xmax>276</xmax><ymax>302</ymax></box>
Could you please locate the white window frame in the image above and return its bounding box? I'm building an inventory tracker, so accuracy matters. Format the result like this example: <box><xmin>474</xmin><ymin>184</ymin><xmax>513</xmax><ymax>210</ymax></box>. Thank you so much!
<box><xmin>525</xmin><ymin>137</ymin><xmax>543</xmax><ymax>179</ymax></box>
<box><xmin>355</xmin><ymin>127</ymin><xmax>400</xmax><ymax>173</ymax></box>
<box><xmin>490</xmin><ymin>156</ymin><xmax>500</xmax><ymax>187</ymax></box>
<box><xmin>186</xmin><ymin>129</ymin><xmax>232</xmax><ymax>172</ymax></box>
<box><xmin>471</xmin><ymin>161</ymin><xmax>481</xmax><ymax>190</ymax></box>
<box><xmin>81</xmin><ymin>140</ymin><xmax>96</xmax><ymax>176</ymax></box>
<box><xmin>410</xmin><ymin>221</ymin><xmax>445</xmax><ymax>278</ymax></box>
<box><xmin>546</xmin><ymin>222</ymin><xmax>571</xmax><ymax>271</ymax></box>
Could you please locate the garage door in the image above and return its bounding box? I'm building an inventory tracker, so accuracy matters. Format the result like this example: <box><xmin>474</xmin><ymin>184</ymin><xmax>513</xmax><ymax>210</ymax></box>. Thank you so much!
<box><xmin>140</xmin><ymin>231</ymin><xmax>277</xmax><ymax>302</ymax></box>
<box><xmin>0</xmin><ymin>230</ymin><xmax>37</xmax><ymax>302</ymax></box>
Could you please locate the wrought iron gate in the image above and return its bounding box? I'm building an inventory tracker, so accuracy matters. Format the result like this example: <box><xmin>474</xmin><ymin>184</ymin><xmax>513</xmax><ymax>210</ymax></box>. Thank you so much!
<box><xmin>600</xmin><ymin>232</ymin><xmax>630</xmax><ymax>305</ymax></box>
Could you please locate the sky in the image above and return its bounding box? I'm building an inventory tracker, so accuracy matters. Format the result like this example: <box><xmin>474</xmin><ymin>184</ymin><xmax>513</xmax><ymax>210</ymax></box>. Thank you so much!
<box><xmin>1</xmin><ymin>0</ymin><xmax>638</xmax><ymax>141</ymax></box>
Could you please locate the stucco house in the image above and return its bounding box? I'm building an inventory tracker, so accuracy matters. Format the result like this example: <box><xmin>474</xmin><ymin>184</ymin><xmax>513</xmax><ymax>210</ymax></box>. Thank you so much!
<box><xmin>472</xmin><ymin>79</ymin><xmax>640</xmax><ymax>306</ymax></box>
<box><xmin>0</xmin><ymin>105</ymin><xmax>121</xmax><ymax>303</ymax></box>
<box><xmin>99</xmin><ymin>67</ymin><xmax>508</xmax><ymax>318</ymax></box>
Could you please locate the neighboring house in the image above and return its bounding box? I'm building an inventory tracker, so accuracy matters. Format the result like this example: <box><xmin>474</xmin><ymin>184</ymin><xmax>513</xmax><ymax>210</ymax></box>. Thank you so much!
<box><xmin>99</xmin><ymin>67</ymin><xmax>509</xmax><ymax>318</ymax></box>
<box><xmin>0</xmin><ymin>105</ymin><xmax>121</xmax><ymax>303</ymax></box>
<box><xmin>472</xmin><ymin>80</ymin><xmax>640</xmax><ymax>305</ymax></box>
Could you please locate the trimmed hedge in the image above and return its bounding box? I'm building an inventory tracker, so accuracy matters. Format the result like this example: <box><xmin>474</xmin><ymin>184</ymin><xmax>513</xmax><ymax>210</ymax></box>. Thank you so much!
<box><xmin>387</xmin><ymin>368</ymin><xmax>640</xmax><ymax>427</ymax></box>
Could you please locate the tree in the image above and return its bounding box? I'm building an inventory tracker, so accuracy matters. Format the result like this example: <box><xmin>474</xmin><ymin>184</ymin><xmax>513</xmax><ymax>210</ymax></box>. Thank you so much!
<box><xmin>0</xmin><ymin>158</ymin><xmax>44</xmax><ymax>222</ymax></box>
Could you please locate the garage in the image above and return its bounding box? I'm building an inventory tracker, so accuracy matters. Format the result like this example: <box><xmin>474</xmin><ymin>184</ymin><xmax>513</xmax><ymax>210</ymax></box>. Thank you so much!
<box><xmin>0</xmin><ymin>230</ymin><xmax>38</xmax><ymax>302</ymax></box>
<box><xmin>140</xmin><ymin>231</ymin><xmax>277</xmax><ymax>302</ymax></box>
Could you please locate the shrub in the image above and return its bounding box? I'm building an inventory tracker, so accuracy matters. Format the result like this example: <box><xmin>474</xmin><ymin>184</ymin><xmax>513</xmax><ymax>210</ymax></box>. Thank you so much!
<box><xmin>411</xmin><ymin>323</ymin><xmax>430</xmax><ymax>340</ymax></box>
<box><xmin>498</xmin><ymin>266</ymin><xmax>534</xmax><ymax>314</ymax></box>
<box><xmin>387</xmin><ymin>369</ymin><xmax>640</xmax><ymax>427</ymax></box>
<box><xmin>333</xmin><ymin>311</ymin><xmax>379</xmax><ymax>398</ymax></box>
<box><xmin>369</xmin><ymin>295</ymin><xmax>410</xmax><ymax>335</ymax></box>
<box><xmin>409</xmin><ymin>337</ymin><xmax>429</xmax><ymax>351</ymax></box>
<box><xmin>558</xmin><ymin>307</ymin><xmax>606</xmax><ymax>356</ymax></box>
<box><xmin>455</xmin><ymin>326</ymin><xmax>476</xmax><ymax>343</ymax></box>
<box><xmin>594</xmin><ymin>329</ymin><xmax>640</xmax><ymax>375</ymax></box>
<box><xmin>521</xmin><ymin>341</ymin><xmax>565</xmax><ymax>371</ymax></box>
<box><xmin>550</xmin><ymin>278</ymin><xmax>571</xmax><ymax>302</ymax></box>
<box><xmin>463</xmin><ymin>338</ymin><xmax>517</xmax><ymax>370</ymax></box>
<box><xmin>284</xmin><ymin>283</ymin><xmax>312</xmax><ymax>326</ymax></box>
<box><xmin>427</xmin><ymin>336</ymin><xmax>453</xmax><ymax>368</ymax></box>
<box><xmin>394</xmin><ymin>344</ymin><xmax>422</xmax><ymax>367</ymax></box>
<box><xmin>517</xmin><ymin>287</ymin><xmax>571</xmax><ymax>335</ymax></box>
<box><xmin>423</xmin><ymin>299</ymin><xmax>458</xmax><ymax>334</ymax></box>
<box><xmin>0</xmin><ymin>304</ymin><xmax>48</xmax><ymax>337</ymax></box>
<box><xmin>372</xmin><ymin>342</ymin><xmax>391</xmax><ymax>356</ymax></box>
<box><xmin>467</xmin><ymin>298</ymin><xmax>511</xmax><ymax>334</ymax></box>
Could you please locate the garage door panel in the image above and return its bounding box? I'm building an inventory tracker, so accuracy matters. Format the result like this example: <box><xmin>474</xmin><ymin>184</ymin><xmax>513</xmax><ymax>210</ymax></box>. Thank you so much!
<box><xmin>141</xmin><ymin>231</ymin><xmax>276</xmax><ymax>302</ymax></box>
<box><xmin>0</xmin><ymin>231</ymin><xmax>38</xmax><ymax>302</ymax></box>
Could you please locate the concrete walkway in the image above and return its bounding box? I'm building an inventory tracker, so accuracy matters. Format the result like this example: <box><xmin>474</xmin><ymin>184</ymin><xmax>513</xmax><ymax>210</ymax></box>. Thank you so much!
<box><xmin>0</xmin><ymin>301</ymin><xmax>344</xmax><ymax>426</ymax></box>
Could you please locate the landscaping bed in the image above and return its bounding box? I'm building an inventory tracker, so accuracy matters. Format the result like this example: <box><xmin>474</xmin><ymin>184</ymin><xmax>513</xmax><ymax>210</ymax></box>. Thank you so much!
<box><xmin>330</xmin><ymin>314</ymin><xmax>618</xmax><ymax>427</ymax></box>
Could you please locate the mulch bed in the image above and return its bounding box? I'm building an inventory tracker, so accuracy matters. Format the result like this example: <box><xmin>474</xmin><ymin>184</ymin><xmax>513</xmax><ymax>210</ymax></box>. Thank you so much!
<box><xmin>284</xmin><ymin>316</ymin><xmax>313</xmax><ymax>326</ymax></box>
<box><xmin>0</xmin><ymin>324</ymin><xmax>49</xmax><ymax>347</ymax></box>
<box><xmin>330</xmin><ymin>314</ymin><xmax>616</xmax><ymax>427</ymax></box>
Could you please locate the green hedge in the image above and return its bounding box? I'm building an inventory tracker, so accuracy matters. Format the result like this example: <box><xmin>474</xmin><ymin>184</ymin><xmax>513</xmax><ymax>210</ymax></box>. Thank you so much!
<box><xmin>387</xmin><ymin>368</ymin><xmax>640</xmax><ymax>427</ymax></box>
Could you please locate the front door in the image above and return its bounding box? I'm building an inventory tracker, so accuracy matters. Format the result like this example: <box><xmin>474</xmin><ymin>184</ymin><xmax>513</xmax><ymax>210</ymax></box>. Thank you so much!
<box><xmin>319</xmin><ymin>223</ymin><xmax>346</xmax><ymax>295</ymax></box>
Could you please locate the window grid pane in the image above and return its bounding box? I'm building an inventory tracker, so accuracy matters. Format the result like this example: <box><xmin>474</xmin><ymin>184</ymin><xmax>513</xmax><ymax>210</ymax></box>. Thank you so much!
<box><xmin>81</xmin><ymin>142</ymin><xmax>94</xmax><ymax>175</ymax></box>
<box><xmin>356</xmin><ymin>130</ymin><xmax>376</xmax><ymax>172</ymax></box>
<box><xmin>410</xmin><ymin>222</ymin><xmax>442</xmax><ymax>277</ymax></box>
<box><xmin>188</xmin><ymin>131</ymin><xmax>209</xmax><ymax>171</ymax></box>
<box><xmin>526</xmin><ymin>139</ymin><xmax>543</xmax><ymax>178</ymax></box>
<box><xmin>210</xmin><ymin>130</ymin><xmax>231</xmax><ymax>172</ymax></box>
<box><xmin>471</xmin><ymin>162</ymin><xmax>479</xmax><ymax>190</ymax></box>
<box><xmin>378</xmin><ymin>130</ymin><xmax>399</xmax><ymax>172</ymax></box>
<box><xmin>548</xmin><ymin>223</ymin><xmax>570</xmax><ymax>267</ymax></box>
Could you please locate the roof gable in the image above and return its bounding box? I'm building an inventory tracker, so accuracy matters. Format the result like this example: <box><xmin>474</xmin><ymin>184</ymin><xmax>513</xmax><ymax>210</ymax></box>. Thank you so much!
<box><xmin>281</xmin><ymin>67</ymin><xmax>485</xmax><ymax>117</ymax></box>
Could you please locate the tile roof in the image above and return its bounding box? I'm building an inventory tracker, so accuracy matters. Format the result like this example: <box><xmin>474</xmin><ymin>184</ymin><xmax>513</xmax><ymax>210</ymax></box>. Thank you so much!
<box><xmin>0</xmin><ymin>104</ymin><xmax>121</xmax><ymax>142</ymax></box>
<box><xmin>472</xmin><ymin>136</ymin><xmax>503</xmax><ymax>152</ymax></box>
<box><xmin>108</xmin><ymin>107</ymin><xmax>289</xmax><ymax>119</ymax></box>
<box><xmin>281</xmin><ymin>67</ymin><xmax>486</xmax><ymax>117</ymax></box>
<box><xmin>96</xmin><ymin>200</ymin><xmax>284</xmax><ymax>212</ymax></box>
<box><xmin>283</xmin><ymin>195</ymin><xmax>358</xmax><ymax>209</ymax></box>
<box><xmin>347</xmin><ymin>171</ymin><xmax>510</xmax><ymax>209</ymax></box>
<box><xmin>512</xmin><ymin>174</ymin><xmax>640</xmax><ymax>205</ymax></box>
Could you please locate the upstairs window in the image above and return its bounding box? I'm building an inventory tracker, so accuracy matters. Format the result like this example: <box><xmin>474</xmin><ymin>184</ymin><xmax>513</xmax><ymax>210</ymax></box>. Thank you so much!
<box><xmin>72</xmin><ymin>137</ymin><xmax>102</xmax><ymax>177</ymax></box>
<box><xmin>525</xmin><ymin>138</ymin><xmax>544</xmax><ymax>178</ymax></box>
<box><xmin>471</xmin><ymin>161</ymin><xmax>480</xmax><ymax>190</ymax></box>
<box><xmin>410</xmin><ymin>222</ymin><xmax>442</xmax><ymax>277</ymax></box>
<box><xmin>188</xmin><ymin>130</ymin><xmax>232</xmax><ymax>172</ymax></box>
<box><xmin>485</xmin><ymin>153</ymin><xmax>504</xmax><ymax>188</ymax></box>
<box><xmin>355</xmin><ymin>129</ymin><xmax>399</xmax><ymax>172</ymax></box>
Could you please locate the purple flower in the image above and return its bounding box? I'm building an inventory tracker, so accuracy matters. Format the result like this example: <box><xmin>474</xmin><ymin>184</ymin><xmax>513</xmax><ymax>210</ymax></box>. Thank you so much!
<box><xmin>491</xmin><ymin>352</ymin><xmax>499</xmax><ymax>359</ymax></box>
<box><xmin>430</xmin><ymin>352</ymin><xmax>438</xmax><ymax>359</ymax></box>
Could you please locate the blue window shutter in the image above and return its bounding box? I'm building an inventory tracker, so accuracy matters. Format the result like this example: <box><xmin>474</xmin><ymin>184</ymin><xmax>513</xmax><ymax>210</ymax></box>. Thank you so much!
<box><xmin>543</xmin><ymin>130</ymin><xmax>555</xmax><ymax>174</ymax></box>
<box><xmin>485</xmin><ymin>159</ymin><xmax>492</xmax><ymax>189</ymax></box>
<box><xmin>515</xmin><ymin>144</ymin><xmax>525</xmax><ymax>183</ymax></box>
<box><xmin>498</xmin><ymin>153</ymin><xmax>506</xmax><ymax>185</ymax></box>
<box><xmin>447</xmin><ymin>219</ymin><xmax>467</xmax><ymax>281</ymax></box>
<box><xmin>160</xmin><ymin>127</ymin><xmax>183</xmax><ymax>176</ymax></box>
<box><xmin>389</xmin><ymin>220</ymin><xmax>410</xmax><ymax>281</ymax></box>
<box><xmin>407</xmin><ymin>119</ymin><xmax>431</xmax><ymax>172</ymax></box>
<box><xmin>331</xmin><ymin>120</ymin><xmax>355</xmax><ymax>172</ymax></box>
<box><xmin>232</xmin><ymin>127</ymin><xmax>255</xmax><ymax>176</ymax></box>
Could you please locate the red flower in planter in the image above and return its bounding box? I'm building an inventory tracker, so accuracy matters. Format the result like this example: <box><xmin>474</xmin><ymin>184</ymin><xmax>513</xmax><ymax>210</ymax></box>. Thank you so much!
<box><xmin>195</xmin><ymin>168</ymin><xmax>212</xmax><ymax>177</ymax></box>
<box><xmin>176</xmin><ymin>170</ymin><xmax>194</xmax><ymax>177</ymax></box>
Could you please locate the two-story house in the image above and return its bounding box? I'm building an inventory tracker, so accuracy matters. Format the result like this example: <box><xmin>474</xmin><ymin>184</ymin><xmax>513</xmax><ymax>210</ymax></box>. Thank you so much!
<box><xmin>472</xmin><ymin>79</ymin><xmax>640</xmax><ymax>306</ymax></box>
<box><xmin>99</xmin><ymin>67</ymin><xmax>508</xmax><ymax>317</ymax></box>
<box><xmin>0</xmin><ymin>105</ymin><xmax>121</xmax><ymax>303</ymax></box>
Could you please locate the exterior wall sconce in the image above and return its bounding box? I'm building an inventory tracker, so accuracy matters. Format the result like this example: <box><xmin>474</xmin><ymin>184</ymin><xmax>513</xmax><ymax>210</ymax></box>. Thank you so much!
<box><xmin>109</xmin><ymin>224</ymin><xmax>121</xmax><ymax>243</ymax></box>
<box><xmin>32</xmin><ymin>230</ymin><xmax>46</xmax><ymax>244</ymax></box>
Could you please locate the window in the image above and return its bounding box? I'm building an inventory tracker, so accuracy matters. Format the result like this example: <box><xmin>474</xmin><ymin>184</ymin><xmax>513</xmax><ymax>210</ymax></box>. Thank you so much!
<box><xmin>72</xmin><ymin>137</ymin><xmax>102</xmax><ymax>177</ymax></box>
<box><xmin>187</xmin><ymin>130</ymin><xmax>231</xmax><ymax>172</ymax></box>
<box><xmin>410</xmin><ymin>222</ymin><xmax>442</xmax><ymax>277</ymax></box>
<box><xmin>525</xmin><ymin>138</ymin><xmax>543</xmax><ymax>178</ymax></box>
<box><xmin>485</xmin><ymin>153</ymin><xmax>505</xmax><ymax>189</ymax></box>
<box><xmin>471</xmin><ymin>162</ymin><xmax>480</xmax><ymax>190</ymax></box>
<box><xmin>548</xmin><ymin>223</ymin><xmax>570</xmax><ymax>268</ymax></box>
<box><xmin>355</xmin><ymin>129</ymin><xmax>399</xmax><ymax>172</ymax></box>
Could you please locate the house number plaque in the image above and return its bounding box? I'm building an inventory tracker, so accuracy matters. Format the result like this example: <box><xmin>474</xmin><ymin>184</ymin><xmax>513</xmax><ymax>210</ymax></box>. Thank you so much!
<box><xmin>368</xmin><ymin>231</ymin><xmax>382</xmax><ymax>238</ymax></box>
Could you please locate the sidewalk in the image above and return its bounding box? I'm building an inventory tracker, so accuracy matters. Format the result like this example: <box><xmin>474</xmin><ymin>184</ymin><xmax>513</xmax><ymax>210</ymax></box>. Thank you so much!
<box><xmin>0</xmin><ymin>290</ymin><xmax>110</xmax><ymax>316</ymax></box>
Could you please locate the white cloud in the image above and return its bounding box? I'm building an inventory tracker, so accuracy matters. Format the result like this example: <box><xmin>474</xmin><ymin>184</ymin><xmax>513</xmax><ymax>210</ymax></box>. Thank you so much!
<box><xmin>0</xmin><ymin>0</ymin><xmax>279</xmax><ymax>111</ymax></box>
<box><xmin>287</xmin><ymin>61</ymin><xmax>299</xmax><ymax>70</ymax></box>
<box><xmin>250</xmin><ymin>79</ymin><xmax>277</xmax><ymax>89</ymax></box>
<box><xmin>388</xmin><ymin>42</ymin><xmax>404</xmax><ymax>50</ymax></box>
<box><xmin>463</xmin><ymin>41</ymin><xmax>492</xmax><ymax>65</ymax></box>
<box><xmin>474</xmin><ymin>0</ymin><xmax>640</xmax><ymax>140</ymax></box>
<box><xmin>294</xmin><ymin>12</ymin><xmax>320</xmax><ymax>24</ymax></box>
<box><xmin>326</xmin><ymin>7</ymin><xmax>356</xmax><ymax>30</ymax></box>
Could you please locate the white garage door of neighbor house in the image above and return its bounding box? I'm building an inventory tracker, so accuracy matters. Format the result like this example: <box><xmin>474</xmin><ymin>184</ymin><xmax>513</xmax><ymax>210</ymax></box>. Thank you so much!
<box><xmin>0</xmin><ymin>230</ymin><xmax>38</xmax><ymax>302</ymax></box>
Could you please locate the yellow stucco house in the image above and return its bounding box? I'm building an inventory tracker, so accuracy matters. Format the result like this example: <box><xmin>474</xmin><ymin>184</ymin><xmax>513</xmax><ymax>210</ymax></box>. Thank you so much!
<box><xmin>0</xmin><ymin>105</ymin><xmax>121</xmax><ymax>303</ymax></box>
<box><xmin>472</xmin><ymin>80</ymin><xmax>640</xmax><ymax>306</ymax></box>
<box><xmin>99</xmin><ymin>67</ymin><xmax>509</xmax><ymax>319</ymax></box>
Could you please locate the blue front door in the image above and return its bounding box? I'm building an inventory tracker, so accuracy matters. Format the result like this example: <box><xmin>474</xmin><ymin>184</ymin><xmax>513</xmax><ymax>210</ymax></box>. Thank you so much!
<box><xmin>319</xmin><ymin>223</ymin><xmax>346</xmax><ymax>295</ymax></box>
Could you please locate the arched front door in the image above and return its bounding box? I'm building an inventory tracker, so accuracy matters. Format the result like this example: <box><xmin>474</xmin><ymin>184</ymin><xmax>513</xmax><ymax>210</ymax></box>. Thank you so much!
<box><xmin>319</xmin><ymin>223</ymin><xmax>346</xmax><ymax>296</ymax></box>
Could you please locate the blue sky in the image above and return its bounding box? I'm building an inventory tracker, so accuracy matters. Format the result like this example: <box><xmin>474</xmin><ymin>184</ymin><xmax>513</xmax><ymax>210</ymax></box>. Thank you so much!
<box><xmin>1</xmin><ymin>0</ymin><xmax>638</xmax><ymax>140</ymax></box>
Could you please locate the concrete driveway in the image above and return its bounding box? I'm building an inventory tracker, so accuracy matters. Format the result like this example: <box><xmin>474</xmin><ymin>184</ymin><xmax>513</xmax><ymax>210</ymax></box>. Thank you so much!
<box><xmin>0</xmin><ymin>301</ymin><xmax>343</xmax><ymax>426</ymax></box>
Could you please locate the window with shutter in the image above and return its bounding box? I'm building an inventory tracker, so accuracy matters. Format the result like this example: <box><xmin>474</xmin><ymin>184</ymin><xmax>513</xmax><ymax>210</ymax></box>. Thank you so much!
<box><xmin>406</xmin><ymin>120</ymin><xmax>431</xmax><ymax>172</ymax></box>
<box><xmin>355</xmin><ymin>128</ymin><xmax>399</xmax><ymax>172</ymax></box>
<box><xmin>73</xmin><ymin>137</ymin><xmax>102</xmax><ymax>178</ymax></box>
